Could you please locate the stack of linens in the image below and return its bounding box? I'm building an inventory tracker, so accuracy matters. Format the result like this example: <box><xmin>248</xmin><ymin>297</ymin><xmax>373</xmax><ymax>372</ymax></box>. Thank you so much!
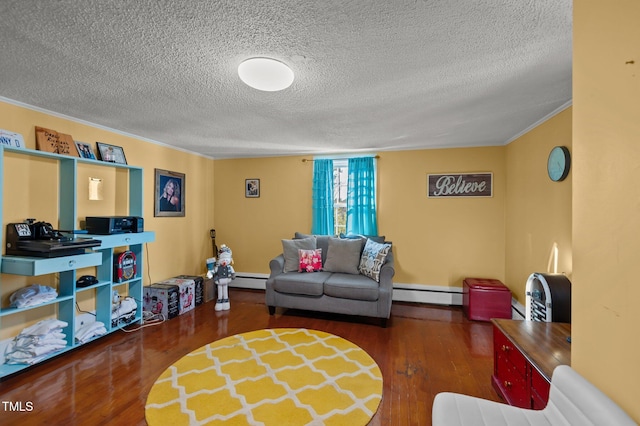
<box><xmin>5</xmin><ymin>319</ymin><xmax>68</xmax><ymax>365</ymax></box>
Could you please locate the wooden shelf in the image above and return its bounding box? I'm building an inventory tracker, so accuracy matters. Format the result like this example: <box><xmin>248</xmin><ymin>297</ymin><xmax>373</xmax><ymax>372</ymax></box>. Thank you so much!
<box><xmin>1</xmin><ymin>252</ymin><xmax>102</xmax><ymax>276</ymax></box>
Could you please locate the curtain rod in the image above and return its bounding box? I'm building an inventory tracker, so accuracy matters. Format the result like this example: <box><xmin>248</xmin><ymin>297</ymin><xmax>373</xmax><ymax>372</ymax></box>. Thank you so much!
<box><xmin>302</xmin><ymin>155</ymin><xmax>380</xmax><ymax>163</ymax></box>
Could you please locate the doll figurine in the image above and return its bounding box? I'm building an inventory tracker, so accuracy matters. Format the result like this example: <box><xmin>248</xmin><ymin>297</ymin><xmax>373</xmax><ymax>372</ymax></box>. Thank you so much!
<box><xmin>210</xmin><ymin>245</ymin><xmax>235</xmax><ymax>311</ymax></box>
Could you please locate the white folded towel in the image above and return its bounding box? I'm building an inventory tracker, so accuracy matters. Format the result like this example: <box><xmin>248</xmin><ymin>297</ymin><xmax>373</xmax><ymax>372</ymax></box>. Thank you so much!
<box><xmin>20</xmin><ymin>319</ymin><xmax>68</xmax><ymax>336</ymax></box>
<box><xmin>75</xmin><ymin>321</ymin><xmax>107</xmax><ymax>344</ymax></box>
<box><xmin>4</xmin><ymin>319</ymin><xmax>68</xmax><ymax>365</ymax></box>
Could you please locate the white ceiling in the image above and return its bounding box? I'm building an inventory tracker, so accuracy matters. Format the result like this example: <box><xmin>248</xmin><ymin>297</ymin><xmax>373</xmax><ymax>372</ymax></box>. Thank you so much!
<box><xmin>0</xmin><ymin>1</ymin><xmax>572</xmax><ymax>159</ymax></box>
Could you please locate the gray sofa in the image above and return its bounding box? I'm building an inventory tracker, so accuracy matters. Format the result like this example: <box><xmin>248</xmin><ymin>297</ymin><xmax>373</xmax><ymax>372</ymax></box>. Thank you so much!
<box><xmin>266</xmin><ymin>233</ymin><xmax>395</xmax><ymax>327</ymax></box>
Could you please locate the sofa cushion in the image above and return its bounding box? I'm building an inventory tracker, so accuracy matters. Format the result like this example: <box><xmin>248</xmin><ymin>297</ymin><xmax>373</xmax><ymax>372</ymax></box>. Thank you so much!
<box><xmin>324</xmin><ymin>273</ymin><xmax>379</xmax><ymax>301</ymax></box>
<box><xmin>282</xmin><ymin>237</ymin><xmax>316</xmax><ymax>272</ymax></box>
<box><xmin>359</xmin><ymin>239</ymin><xmax>392</xmax><ymax>282</ymax></box>
<box><xmin>340</xmin><ymin>233</ymin><xmax>386</xmax><ymax>244</ymax></box>
<box><xmin>323</xmin><ymin>237</ymin><xmax>364</xmax><ymax>274</ymax></box>
<box><xmin>271</xmin><ymin>271</ymin><xmax>331</xmax><ymax>296</ymax></box>
<box><xmin>299</xmin><ymin>249</ymin><xmax>322</xmax><ymax>272</ymax></box>
<box><xmin>295</xmin><ymin>232</ymin><xmax>331</xmax><ymax>264</ymax></box>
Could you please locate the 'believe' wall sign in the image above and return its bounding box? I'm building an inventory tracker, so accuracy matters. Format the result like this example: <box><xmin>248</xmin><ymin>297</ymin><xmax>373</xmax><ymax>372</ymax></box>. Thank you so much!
<box><xmin>427</xmin><ymin>173</ymin><xmax>493</xmax><ymax>198</ymax></box>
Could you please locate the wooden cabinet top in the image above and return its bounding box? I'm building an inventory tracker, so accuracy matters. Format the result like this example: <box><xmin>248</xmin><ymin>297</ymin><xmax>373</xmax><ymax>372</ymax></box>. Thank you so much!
<box><xmin>491</xmin><ymin>319</ymin><xmax>571</xmax><ymax>382</ymax></box>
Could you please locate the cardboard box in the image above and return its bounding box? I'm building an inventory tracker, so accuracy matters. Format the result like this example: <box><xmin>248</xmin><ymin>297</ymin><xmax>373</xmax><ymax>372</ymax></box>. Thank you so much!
<box><xmin>157</xmin><ymin>277</ymin><xmax>195</xmax><ymax>314</ymax></box>
<box><xmin>173</xmin><ymin>275</ymin><xmax>204</xmax><ymax>306</ymax></box>
<box><xmin>143</xmin><ymin>283</ymin><xmax>179</xmax><ymax>320</ymax></box>
<box><xmin>203</xmin><ymin>278</ymin><xmax>215</xmax><ymax>303</ymax></box>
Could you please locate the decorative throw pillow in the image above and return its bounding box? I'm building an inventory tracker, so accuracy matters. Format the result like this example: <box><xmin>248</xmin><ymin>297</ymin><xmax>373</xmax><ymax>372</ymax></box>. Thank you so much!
<box><xmin>282</xmin><ymin>237</ymin><xmax>316</xmax><ymax>272</ymax></box>
<box><xmin>323</xmin><ymin>237</ymin><xmax>364</xmax><ymax>274</ymax></box>
<box><xmin>358</xmin><ymin>239</ymin><xmax>392</xmax><ymax>282</ymax></box>
<box><xmin>295</xmin><ymin>232</ymin><xmax>331</xmax><ymax>264</ymax></box>
<box><xmin>298</xmin><ymin>249</ymin><xmax>323</xmax><ymax>272</ymax></box>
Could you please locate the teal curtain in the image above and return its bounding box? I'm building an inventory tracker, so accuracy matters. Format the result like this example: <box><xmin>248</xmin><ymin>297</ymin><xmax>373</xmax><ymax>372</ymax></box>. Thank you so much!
<box><xmin>346</xmin><ymin>157</ymin><xmax>378</xmax><ymax>235</ymax></box>
<box><xmin>311</xmin><ymin>159</ymin><xmax>334</xmax><ymax>235</ymax></box>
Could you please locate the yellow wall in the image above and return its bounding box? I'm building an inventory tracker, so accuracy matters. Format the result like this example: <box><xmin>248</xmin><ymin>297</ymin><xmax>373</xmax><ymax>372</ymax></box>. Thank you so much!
<box><xmin>573</xmin><ymin>1</ymin><xmax>640</xmax><ymax>420</ymax></box>
<box><xmin>213</xmin><ymin>155</ymin><xmax>313</xmax><ymax>273</ymax></box>
<box><xmin>3</xmin><ymin>5</ymin><xmax>639</xmax><ymax>416</ymax></box>
<box><xmin>381</xmin><ymin>148</ymin><xmax>506</xmax><ymax>286</ymax></box>
<box><xmin>214</xmin><ymin>146</ymin><xmax>507</xmax><ymax>287</ymax></box>
<box><xmin>505</xmin><ymin>108</ymin><xmax>573</xmax><ymax>304</ymax></box>
<box><xmin>1</xmin><ymin>100</ymin><xmax>215</xmax><ymax>336</ymax></box>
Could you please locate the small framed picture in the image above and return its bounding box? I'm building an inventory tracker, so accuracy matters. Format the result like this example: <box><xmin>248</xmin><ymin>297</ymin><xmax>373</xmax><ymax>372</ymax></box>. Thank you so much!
<box><xmin>245</xmin><ymin>179</ymin><xmax>260</xmax><ymax>198</ymax></box>
<box><xmin>75</xmin><ymin>141</ymin><xmax>97</xmax><ymax>159</ymax></box>
<box><xmin>155</xmin><ymin>169</ymin><xmax>186</xmax><ymax>217</ymax></box>
<box><xmin>96</xmin><ymin>142</ymin><xmax>127</xmax><ymax>164</ymax></box>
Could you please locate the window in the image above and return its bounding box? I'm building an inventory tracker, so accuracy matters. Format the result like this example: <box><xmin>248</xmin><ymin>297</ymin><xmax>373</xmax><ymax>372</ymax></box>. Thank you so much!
<box><xmin>312</xmin><ymin>157</ymin><xmax>378</xmax><ymax>236</ymax></box>
<box><xmin>333</xmin><ymin>160</ymin><xmax>348</xmax><ymax>236</ymax></box>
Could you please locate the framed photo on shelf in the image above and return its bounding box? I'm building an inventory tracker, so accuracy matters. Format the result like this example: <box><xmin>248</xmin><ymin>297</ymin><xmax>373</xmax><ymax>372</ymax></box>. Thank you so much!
<box><xmin>245</xmin><ymin>178</ymin><xmax>260</xmax><ymax>198</ymax></box>
<box><xmin>96</xmin><ymin>142</ymin><xmax>127</xmax><ymax>164</ymax></box>
<box><xmin>75</xmin><ymin>141</ymin><xmax>97</xmax><ymax>159</ymax></box>
<box><xmin>155</xmin><ymin>168</ymin><xmax>186</xmax><ymax>217</ymax></box>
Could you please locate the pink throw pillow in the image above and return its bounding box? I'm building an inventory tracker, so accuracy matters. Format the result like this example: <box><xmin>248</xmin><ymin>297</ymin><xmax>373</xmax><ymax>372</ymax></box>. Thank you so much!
<box><xmin>299</xmin><ymin>249</ymin><xmax>322</xmax><ymax>272</ymax></box>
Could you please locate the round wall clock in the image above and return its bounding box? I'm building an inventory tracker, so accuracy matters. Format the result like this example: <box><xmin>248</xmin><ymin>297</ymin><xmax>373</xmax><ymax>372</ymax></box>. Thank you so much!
<box><xmin>547</xmin><ymin>146</ymin><xmax>571</xmax><ymax>182</ymax></box>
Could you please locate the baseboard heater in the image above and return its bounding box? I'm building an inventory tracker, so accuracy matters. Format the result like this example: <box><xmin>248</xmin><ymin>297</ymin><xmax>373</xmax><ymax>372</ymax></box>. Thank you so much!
<box><xmin>392</xmin><ymin>283</ymin><xmax>463</xmax><ymax>305</ymax></box>
<box><xmin>230</xmin><ymin>275</ymin><xmax>484</xmax><ymax>307</ymax></box>
<box><xmin>231</xmin><ymin>275</ymin><xmax>267</xmax><ymax>290</ymax></box>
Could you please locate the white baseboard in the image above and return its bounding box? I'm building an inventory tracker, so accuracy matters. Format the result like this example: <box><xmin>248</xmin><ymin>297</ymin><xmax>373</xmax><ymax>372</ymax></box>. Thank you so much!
<box><xmin>230</xmin><ymin>274</ymin><xmax>465</xmax><ymax>305</ymax></box>
<box><xmin>231</xmin><ymin>273</ymin><xmax>526</xmax><ymax>317</ymax></box>
<box><xmin>392</xmin><ymin>282</ymin><xmax>463</xmax><ymax>305</ymax></box>
<box><xmin>231</xmin><ymin>274</ymin><xmax>267</xmax><ymax>290</ymax></box>
<box><xmin>511</xmin><ymin>299</ymin><xmax>526</xmax><ymax>320</ymax></box>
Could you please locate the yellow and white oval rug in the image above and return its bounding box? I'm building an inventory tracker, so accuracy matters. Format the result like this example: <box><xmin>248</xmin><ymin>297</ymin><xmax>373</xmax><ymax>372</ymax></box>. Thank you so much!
<box><xmin>145</xmin><ymin>328</ymin><xmax>383</xmax><ymax>425</ymax></box>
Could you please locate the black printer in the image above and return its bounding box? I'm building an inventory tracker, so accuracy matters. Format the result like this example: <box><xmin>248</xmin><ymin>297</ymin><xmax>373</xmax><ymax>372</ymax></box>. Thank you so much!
<box><xmin>85</xmin><ymin>216</ymin><xmax>144</xmax><ymax>235</ymax></box>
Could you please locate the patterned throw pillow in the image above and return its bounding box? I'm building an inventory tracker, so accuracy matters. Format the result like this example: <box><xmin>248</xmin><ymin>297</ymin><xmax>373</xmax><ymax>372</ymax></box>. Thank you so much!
<box><xmin>299</xmin><ymin>249</ymin><xmax>323</xmax><ymax>272</ymax></box>
<box><xmin>358</xmin><ymin>239</ymin><xmax>391</xmax><ymax>282</ymax></box>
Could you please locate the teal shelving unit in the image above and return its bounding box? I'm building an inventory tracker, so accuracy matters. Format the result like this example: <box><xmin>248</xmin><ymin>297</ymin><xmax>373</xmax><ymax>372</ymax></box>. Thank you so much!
<box><xmin>0</xmin><ymin>145</ymin><xmax>155</xmax><ymax>378</ymax></box>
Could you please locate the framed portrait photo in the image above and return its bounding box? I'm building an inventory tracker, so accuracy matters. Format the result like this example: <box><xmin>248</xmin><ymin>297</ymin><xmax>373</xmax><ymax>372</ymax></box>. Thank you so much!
<box><xmin>96</xmin><ymin>142</ymin><xmax>127</xmax><ymax>164</ymax></box>
<box><xmin>245</xmin><ymin>178</ymin><xmax>260</xmax><ymax>198</ymax></box>
<box><xmin>155</xmin><ymin>169</ymin><xmax>186</xmax><ymax>217</ymax></box>
<box><xmin>75</xmin><ymin>141</ymin><xmax>97</xmax><ymax>160</ymax></box>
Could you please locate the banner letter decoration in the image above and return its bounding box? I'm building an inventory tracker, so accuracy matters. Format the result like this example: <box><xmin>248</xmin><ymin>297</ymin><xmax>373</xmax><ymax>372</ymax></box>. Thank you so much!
<box><xmin>427</xmin><ymin>173</ymin><xmax>493</xmax><ymax>198</ymax></box>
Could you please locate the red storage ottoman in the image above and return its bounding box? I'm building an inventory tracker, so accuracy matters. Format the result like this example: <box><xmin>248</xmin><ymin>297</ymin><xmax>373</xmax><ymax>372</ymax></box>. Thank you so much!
<box><xmin>463</xmin><ymin>278</ymin><xmax>512</xmax><ymax>321</ymax></box>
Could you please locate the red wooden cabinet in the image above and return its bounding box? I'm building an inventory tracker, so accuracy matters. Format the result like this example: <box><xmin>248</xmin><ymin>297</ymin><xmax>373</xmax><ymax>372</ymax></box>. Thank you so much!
<box><xmin>492</xmin><ymin>327</ymin><xmax>530</xmax><ymax>407</ymax></box>
<box><xmin>530</xmin><ymin>366</ymin><xmax>551</xmax><ymax>409</ymax></box>
<box><xmin>491</xmin><ymin>319</ymin><xmax>571</xmax><ymax>410</ymax></box>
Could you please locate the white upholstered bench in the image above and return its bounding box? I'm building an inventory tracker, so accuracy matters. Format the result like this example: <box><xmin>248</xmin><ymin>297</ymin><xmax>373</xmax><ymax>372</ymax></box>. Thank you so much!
<box><xmin>432</xmin><ymin>365</ymin><xmax>636</xmax><ymax>426</ymax></box>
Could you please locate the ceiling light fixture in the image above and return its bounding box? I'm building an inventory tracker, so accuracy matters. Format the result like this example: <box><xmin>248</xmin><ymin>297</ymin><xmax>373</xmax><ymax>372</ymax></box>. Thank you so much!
<box><xmin>238</xmin><ymin>57</ymin><xmax>294</xmax><ymax>92</ymax></box>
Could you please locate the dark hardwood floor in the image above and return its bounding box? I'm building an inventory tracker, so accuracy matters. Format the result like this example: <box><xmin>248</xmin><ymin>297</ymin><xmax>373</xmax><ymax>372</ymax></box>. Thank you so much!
<box><xmin>0</xmin><ymin>289</ymin><xmax>501</xmax><ymax>425</ymax></box>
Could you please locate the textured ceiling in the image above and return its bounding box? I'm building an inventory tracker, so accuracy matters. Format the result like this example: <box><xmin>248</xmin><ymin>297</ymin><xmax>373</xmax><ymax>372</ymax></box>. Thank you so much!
<box><xmin>0</xmin><ymin>1</ymin><xmax>572</xmax><ymax>159</ymax></box>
